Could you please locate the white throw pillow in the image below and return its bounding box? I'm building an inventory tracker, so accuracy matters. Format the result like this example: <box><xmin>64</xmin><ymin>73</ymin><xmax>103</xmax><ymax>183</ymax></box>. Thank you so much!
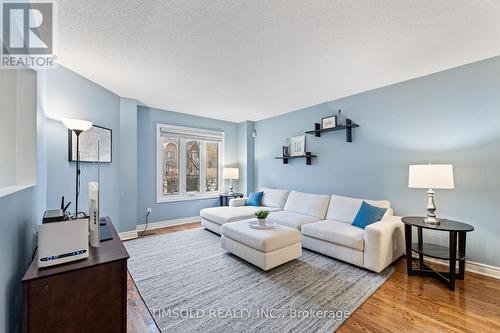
<box><xmin>283</xmin><ymin>191</ymin><xmax>331</xmax><ymax>220</ymax></box>
<box><xmin>326</xmin><ymin>194</ymin><xmax>391</xmax><ymax>223</ymax></box>
<box><xmin>260</xmin><ymin>187</ymin><xmax>290</xmax><ymax>209</ymax></box>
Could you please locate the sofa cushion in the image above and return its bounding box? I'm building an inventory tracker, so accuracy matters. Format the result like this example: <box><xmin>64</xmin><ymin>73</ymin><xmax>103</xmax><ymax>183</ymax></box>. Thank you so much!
<box><xmin>326</xmin><ymin>195</ymin><xmax>391</xmax><ymax>223</ymax></box>
<box><xmin>352</xmin><ymin>201</ymin><xmax>387</xmax><ymax>229</ymax></box>
<box><xmin>221</xmin><ymin>220</ymin><xmax>300</xmax><ymax>252</ymax></box>
<box><xmin>283</xmin><ymin>191</ymin><xmax>330</xmax><ymax>219</ymax></box>
<box><xmin>267</xmin><ymin>210</ymin><xmax>320</xmax><ymax>230</ymax></box>
<box><xmin>260</xmin><ymin>187</ymin><xmax>290</xmax><ymax>209</ymax></box>
<box><xmin>301</xmin><ymin>219</ymin><xmax>365</xmax><ymax>251</ymax></box>
<box><xmin>200</xmin><ymin>206</ymin><xmax>280</xmax><ymax>225</ymax></box>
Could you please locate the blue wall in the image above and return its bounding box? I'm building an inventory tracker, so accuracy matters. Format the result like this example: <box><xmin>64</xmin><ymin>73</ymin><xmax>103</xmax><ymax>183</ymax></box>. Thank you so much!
<box><xmin>255</xmin><ymin>56</ymin><xmax>500</xmax><ymax>267</ymax></box>
<box><xmin>0</xmin><ymin>69</ymin><xmax>45</xmax><ymax>333</ymax></box>
<box><xmin>43</xmin><ymin>66</ymin><xmax>123</xmax><ymax>229</ymax></box>
<box><xmin>0</xmin><ymin>188</ymin><xmax>38</xmax><ymax>333</ymax></box>
<box><xmin>238</xmin><ymin>121</ymin><xmax>256</xmax><ymax>195</ymax></box>
<box><xmin>137</xmin><ymin>106</ymin><xmax>240</xmax><ymax>224</ymax></box>
<box><xmin>119</xmin><ymin>98</ymin><xmax>139</xmax><ymax>232</ymax></box>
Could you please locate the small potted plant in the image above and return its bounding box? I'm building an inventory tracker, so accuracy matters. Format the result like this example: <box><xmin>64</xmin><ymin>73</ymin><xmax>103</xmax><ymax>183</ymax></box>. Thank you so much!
<box><xmin>254</xmin><ymin>209</ymin><xmax>271</xmax><ymax>226</ymax></box>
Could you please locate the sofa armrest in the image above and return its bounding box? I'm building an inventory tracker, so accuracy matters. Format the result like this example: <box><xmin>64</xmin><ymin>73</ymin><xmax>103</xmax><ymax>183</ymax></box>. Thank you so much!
<box><xmin>363</xmin><ymin>216</ymin><xmax>405</xmax><ymax>273</ymax></box>
<box><xmin>229</xmin><ymin>198</ymin><xmax>247</xmax><ymax>207</ymax></box>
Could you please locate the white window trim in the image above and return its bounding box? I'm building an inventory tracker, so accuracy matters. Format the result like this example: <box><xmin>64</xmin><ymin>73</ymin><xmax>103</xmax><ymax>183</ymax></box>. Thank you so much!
<box><xmin>156</xmin><ymin>124</ymin><xmax>225</xmax><ymax>203</ymax></box>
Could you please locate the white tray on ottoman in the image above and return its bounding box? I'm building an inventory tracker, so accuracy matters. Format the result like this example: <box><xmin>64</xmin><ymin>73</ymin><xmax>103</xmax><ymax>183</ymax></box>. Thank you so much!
<box><xmin>220</xmin><ymin>219</ymin><xmax>302</xmax><ymax>271</ymax></box>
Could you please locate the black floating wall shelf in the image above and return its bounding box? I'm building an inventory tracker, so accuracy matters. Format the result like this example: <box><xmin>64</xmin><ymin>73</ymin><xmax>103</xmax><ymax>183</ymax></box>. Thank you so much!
<box><xmin>305</xmin><ymin>118</ymin><xmax>359</xmax><ymax>142</ymax></box>
<box><xmin>275</xmin><ymin>153</ymin><xmax>316</xmax><ymax>165</ymax></box>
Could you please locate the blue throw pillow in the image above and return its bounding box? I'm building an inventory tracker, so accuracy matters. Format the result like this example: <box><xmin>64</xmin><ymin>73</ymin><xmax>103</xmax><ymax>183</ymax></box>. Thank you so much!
<box><xmin>352</xmin><ymin>201</ymin><xmax>387</xmax><ymax>229</ymax></box>
<box><xmin>245</xmin><ymin>192</ymin><xmax>263</xmax><ymax>207</ymax></box>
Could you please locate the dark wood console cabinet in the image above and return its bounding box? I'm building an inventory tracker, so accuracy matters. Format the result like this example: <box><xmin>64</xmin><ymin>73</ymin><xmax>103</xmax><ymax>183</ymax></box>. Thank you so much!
<box><xmin>22</xmin><ymin>217</ymin><xmax>129</xmax><ymax>333</ymax></box>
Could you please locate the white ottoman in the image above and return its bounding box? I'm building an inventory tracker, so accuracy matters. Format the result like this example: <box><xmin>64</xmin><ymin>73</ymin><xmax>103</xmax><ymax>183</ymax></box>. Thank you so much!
<box><xmin>220</xmin><ymin>219</ymin><xmax>302</xmax><ymax>271</ymax></box>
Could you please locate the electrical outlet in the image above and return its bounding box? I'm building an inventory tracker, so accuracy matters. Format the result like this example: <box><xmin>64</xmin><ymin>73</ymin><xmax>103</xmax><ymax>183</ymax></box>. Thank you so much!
<box><xmin>147</xmin><ymin>208</ymin><xmax>152</xmax><ymax>214</ymax></box>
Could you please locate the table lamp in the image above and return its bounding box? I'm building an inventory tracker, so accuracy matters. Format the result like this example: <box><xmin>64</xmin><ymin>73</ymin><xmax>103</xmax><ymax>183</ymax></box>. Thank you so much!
<box><xmin>63</xmin><ymin>118</ymin><xmax>93</xmax><ymax>218</ymax></box>
<box><xmin>223</xmin><ymin>168</ymin><xmax>239</xmax><ymax>195</ymax></box>
<box><xmin>408</xmin><ymin>164</ymin><xmax>454</xmax><ymax>225</ymax></box>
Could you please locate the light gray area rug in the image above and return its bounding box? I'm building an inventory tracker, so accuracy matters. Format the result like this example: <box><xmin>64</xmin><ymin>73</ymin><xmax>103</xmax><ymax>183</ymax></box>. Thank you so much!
<box><xmin>125</xmin><ymin>228</ymin><xmax>393</xmax><ymax>333</ymax></box>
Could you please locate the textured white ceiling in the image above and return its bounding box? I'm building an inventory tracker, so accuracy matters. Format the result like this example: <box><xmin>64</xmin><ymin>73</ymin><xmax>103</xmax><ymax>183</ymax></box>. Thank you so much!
<box><xmin>57</xmin><ymin>0</ymin><xmax>500</xmax><ymax>122</ymax></box>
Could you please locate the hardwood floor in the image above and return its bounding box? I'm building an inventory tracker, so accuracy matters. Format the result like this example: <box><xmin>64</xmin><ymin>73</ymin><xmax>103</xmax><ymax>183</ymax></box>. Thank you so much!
<box><xmin>126</xmin><ymin>223</ymin><xmax>500</xmax><ymax>333</ymax></box>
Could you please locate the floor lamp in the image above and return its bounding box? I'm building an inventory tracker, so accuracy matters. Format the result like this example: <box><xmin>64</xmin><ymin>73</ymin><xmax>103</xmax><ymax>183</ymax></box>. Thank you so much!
<box><xmin>63</xmin><ymin>118</ymin><xmax>93</xmax><ymax>218</ymax></box>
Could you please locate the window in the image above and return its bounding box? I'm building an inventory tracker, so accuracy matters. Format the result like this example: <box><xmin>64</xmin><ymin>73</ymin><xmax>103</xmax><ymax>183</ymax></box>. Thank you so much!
<box><xmin>186</xmin><ymin>140</ymin><xmax>200</xmax><ymax>192</ymax></box>
<box><xmin>157</xmin><ymin>124</ymin><xmax>224</xmax><ymax>202</ymax></box>
<box><xmin>206</xmin><ymin>142</ymin><xmax>219</xmax><ymax>192</ymax></box>
<box><xmin>162</xmin><ymin>137</ymin><xmax>180</xmax><ymax>195</ymax></box>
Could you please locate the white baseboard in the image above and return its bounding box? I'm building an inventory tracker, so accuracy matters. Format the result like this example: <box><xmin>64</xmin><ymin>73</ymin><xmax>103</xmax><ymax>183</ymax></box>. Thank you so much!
<box><xmin>466</xmin><ymin>261</ymin><xmax>500</xmax><ymax>279</ymax></box>
<box><xmin>419</xmin><ymin>257</ymin><xmax>500</xmax><ymax>280</ymax></box>
<box><xmin>118</xmin><ymin>216</ymin><xmax>200</xmax><ymax>241</ymax></box>
<box><xmin>136</xmin><ymin>216</ymin><xmax>200</xmax><ymax>231</ymax></box>
<box><xmin>118</xmin><ymin>230</ymin><xmax>139</xmax><ymax>241</ymax></box>
<box><xmin>119</xmin><ymin>216</ymin><xmax>201</xmax><ymax>241</ymax></box>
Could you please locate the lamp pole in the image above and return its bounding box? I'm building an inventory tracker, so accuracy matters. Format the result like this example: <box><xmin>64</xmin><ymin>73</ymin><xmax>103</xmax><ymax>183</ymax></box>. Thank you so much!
<box><xmin>62</xmin><ymin>119</ymin><xmax>93</xmax><ymax>219</ymax></box>
<box><xmin>74</xmin><ymin>129</ymin><xmax>83</xmax><ymax>218</ymax></box>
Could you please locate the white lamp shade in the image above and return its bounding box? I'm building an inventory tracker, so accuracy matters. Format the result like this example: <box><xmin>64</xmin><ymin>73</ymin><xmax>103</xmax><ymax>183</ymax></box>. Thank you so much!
<box><xmin>409</xmin><ymin>164</ymin><xmax>454</xmax><ymax>189</ymax></box>
<box><xmin>223</xmin><ymin>168</ymin><xmax>239</xmax><ymax>180</ymax></box>
<box><xmin>62</xmin><ymin>118</ymin><xmax>93</xmax><ymax>132</ymax></box>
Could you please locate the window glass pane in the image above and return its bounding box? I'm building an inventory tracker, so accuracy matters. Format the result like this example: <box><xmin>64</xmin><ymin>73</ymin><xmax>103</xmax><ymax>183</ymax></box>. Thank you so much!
<box><xmin>206</xmin><ymin>142</ymin><xmax>218</xmax><ymax>192</ymax></box>
<box><xmin>186</xmin><ymin>140</ymin><xmax>200</xmax><ymax>192</ymax></box>
<box><xmin>162</xmin><ymin>137</ymin><xmax>179</xmax><ymax>195</ymax></box>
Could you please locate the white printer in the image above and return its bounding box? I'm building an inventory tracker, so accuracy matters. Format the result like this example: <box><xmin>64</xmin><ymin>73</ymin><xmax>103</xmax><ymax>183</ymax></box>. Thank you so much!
<box><xmin>37</xmin><ymin>181</ymin><xmax>103</xmax><ymax>268</ymax></box>
<box><xmin>37</xmin><ymin>218</ymin><xmax>89</xmax><ymax>268</ymax></box>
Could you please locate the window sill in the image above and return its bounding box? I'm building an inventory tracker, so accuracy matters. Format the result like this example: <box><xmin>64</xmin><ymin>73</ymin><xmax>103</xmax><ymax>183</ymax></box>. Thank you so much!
<box><xmin>157</xmin><ymin>193</ymin><xmax>221</xmax><ymax>203</ymax></box>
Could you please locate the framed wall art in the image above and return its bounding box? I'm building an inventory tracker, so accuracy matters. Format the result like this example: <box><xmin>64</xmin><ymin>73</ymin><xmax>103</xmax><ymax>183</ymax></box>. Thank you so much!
<box><xmin>289</xmin><ymin>135</ymin><xmax>306</xmax><ymax>157</ymax></box>
<box><xmin>68</xmin><ymin>125</ymin><xmax>112</xmax><ymax>163</ymax></box>
<box><xmin>321</xmin><ymin>115</ymin><xmax>337</xmax><ymax>129</ymax></box>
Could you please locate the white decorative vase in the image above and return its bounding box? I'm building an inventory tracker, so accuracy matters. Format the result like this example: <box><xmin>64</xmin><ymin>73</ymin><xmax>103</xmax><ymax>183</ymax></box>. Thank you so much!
<box><xmin>258</xmin><ymin>218</ymin><xmax>267</xmax><ymax>227</ymax></box>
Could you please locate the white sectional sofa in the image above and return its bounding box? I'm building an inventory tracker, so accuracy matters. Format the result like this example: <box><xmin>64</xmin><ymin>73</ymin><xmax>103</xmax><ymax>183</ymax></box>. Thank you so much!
<box><xmin>200</xmin><ymin>188</ymin><xmax>405</xmax><ymax>272</ymax></box>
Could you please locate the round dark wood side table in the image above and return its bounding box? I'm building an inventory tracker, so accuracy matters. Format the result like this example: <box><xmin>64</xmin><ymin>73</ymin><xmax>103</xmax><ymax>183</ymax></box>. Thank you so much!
<box><xmin>402</xmin><ymin>216</ymin><xmax>474</xmax><ymax>291</ymax></box>
<box><xmin>219</xmin><ymin>193</ymin><xmax>244</xmax><ymax>206</ymax></box>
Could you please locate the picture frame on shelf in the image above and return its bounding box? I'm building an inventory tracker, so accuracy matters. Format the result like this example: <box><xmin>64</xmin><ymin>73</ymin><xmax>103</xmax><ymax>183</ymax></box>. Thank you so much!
<box><xmin>322</xmin><ymin>115</ymin><xmax>337</xmax><ymax>129</ymax></box>
<box><xmin>289</xmin><ymin>135</ymin><xmax>306</xmax><ymax>156</ymax></box>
